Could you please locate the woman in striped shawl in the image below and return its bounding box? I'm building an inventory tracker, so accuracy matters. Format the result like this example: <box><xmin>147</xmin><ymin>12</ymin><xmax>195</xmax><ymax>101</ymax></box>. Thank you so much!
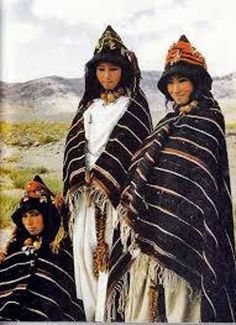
<box><xmin>106</xmin><ymin>35</ymin><xmax>236</xmax><ymax>322</ymax></box>
<box><xmin>63</xmin><ymin>25</ymin><xmax>152</xmax><ymax>321</ymax></box>
<box><xmin>0</xmin><ymin>176</ymin><xmax>85</xmax><ymax>321</ymax></box>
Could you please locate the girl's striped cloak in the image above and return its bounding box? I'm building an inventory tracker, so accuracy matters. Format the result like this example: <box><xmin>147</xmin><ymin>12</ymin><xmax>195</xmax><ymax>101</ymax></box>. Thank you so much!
<box><xmin>106</xmin><ymin>102</ymin><xmax>236</xmax><ymax>322</ymax></box>
<box><xmin>0</xmin><ymin>240</ymin><xmax>85</xmax><ymax>321</ymax></box>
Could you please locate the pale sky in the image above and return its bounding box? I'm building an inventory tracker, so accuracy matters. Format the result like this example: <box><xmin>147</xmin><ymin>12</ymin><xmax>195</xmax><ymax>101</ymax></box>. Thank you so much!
<box><xmin>1</xmin><ymin>0</ymin><xmax>236</xmax><ymax>83</ymax></box>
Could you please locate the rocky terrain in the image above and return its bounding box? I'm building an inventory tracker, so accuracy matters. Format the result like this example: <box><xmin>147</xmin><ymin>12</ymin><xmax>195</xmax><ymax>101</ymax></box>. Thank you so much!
<box><xmin>0</xmin><ymin>71</ymin><xmax>236</xmax><ymax>247</ymax></box>
<box><xmin>1</xmin><ymin>71</ymin><xmax>236</xmax><ymax>124</ymax></box>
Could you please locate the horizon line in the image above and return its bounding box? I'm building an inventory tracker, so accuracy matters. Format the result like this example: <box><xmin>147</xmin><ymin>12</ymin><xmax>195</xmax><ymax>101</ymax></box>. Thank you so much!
<box><xmin>1</xmin><ymin>70</ymin><xmax>236</xmax><ymax>84</ymax></box>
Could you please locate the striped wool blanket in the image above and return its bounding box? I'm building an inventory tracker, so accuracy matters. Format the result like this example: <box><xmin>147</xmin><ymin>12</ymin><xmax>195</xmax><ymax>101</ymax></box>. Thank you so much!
<box><xmin>63</xmin><ymin>92</ymin><xmax>152</xmax><ymax>207</ymax></box>
<box><xmin>0</xmin><ymin>241</ymin><xmax>85</xmax><ymax>321</ymax></box>
<box><xmin>106</xmin><ymin>100</ymin><xmax>236</xmax><ymax>322</ymax></box>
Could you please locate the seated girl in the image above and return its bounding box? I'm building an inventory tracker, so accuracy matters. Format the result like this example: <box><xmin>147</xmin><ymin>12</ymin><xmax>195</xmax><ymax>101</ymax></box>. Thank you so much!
<box><xmin>0</xmin><ymin>176</ymin><xmax>85</xmax><ymax>321</ymax></box>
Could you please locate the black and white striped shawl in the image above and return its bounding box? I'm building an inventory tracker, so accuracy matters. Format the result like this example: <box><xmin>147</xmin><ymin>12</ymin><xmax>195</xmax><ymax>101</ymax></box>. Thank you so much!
<box><xmin>63</xmin><ymin>92</ymin><xmax>152</xmax><ymax>207</ymax></box>
<box><xmin>0</xmin><ymin>242</ymin><xmax>85</xmax><ymax>321</ymax></box>
<box><xmin>106</xmin><ymin>101</ymin><xmax>236</xmax><ymax>322</ymax></box>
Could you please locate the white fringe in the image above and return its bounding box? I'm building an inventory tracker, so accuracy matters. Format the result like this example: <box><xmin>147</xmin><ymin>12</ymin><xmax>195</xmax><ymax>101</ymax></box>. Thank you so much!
<box><xmin>115</xmin><ymin>203</ymin><xmax>126</xmax><ymax>228</ymax></box>
<box><xmin>67</xmin><ymin>187</ymin><xmax>83</xmax><ymax>240</ymax></box>
<box><xmin>116</xmin><ymin>202</ymin><xmax>199</xmax><ymax>301</ymax></box>
<box><xmin>66</xmin><ymin>184</ymin><xmax>112</xmax><ymax>240</ymax></box>
<box><xmin>151</xmin><ymin>258</ymin><xmax>199</xmax><ymax>301</ymax></box>
<box><xmin>117</xmin><ymin>271</ymin><xmax>129</xmax><ymax>319</ymax></box>
<box><xmin>89</xmin><ymin>184</ymin><xmax>108</xmax><ymax>212</ymax></box>
<box><xmin>105</xmin><ymin>270</ymin><xmax>130</xmax><ymax>321</ymax></box>
<box><xmin>116</xmin><ymin>203</ymin><xmax>141</xmax><ymax>257</ymax></box>
<box><xmin>129</xmin><ymin>252</ymin><xmax>151</xmax><ymax>296</ymax></box>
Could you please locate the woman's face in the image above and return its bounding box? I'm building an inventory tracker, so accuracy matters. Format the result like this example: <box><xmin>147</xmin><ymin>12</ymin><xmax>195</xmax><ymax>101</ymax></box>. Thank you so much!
<box><xmin>167</xmin><ymin>75</ymin><xmax>194</xmax><ymax>105</ymax></box>
<box><xmin>96</xmin><ymin>62</ymin><xmax>122</xmax><ymax>90</ymax></box>
<box><xmin>22</xmin><ymin>209</ymin><xmax>44</xmax><ymax>236</ymax></box>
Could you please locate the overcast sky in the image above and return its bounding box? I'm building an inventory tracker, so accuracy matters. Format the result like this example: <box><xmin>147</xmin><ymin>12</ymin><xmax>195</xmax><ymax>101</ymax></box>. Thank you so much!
<box><xmin>1</xmin><ymin>0</ymin><xmax>236</xmax><ymax>83</ymax></box>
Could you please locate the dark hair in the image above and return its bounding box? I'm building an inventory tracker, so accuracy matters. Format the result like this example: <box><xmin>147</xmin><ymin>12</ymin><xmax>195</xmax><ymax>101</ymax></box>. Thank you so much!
<box><xmin>80</xmin><ymin>50</ymin><xmax>135</xmax><ymax>104</ymax></box>
<box><xmin>164</xmin><ymin>75</ymin><xmax>219</xmax><ymax>112</ymax></box>
<box><xmin>11</xmin><ymin>198</ymin><xmax>61</xmax><ymax>244</ymax></box>
<box><xmin>158</xmin><ymin>62</ymin><xmax>212</xmax><ymax>102</ymax></box>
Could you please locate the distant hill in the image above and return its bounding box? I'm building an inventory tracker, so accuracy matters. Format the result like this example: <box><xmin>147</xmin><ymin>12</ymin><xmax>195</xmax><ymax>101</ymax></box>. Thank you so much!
<box><xmin>1</xmin><ymin>71</ymin><xmax>236</xmax><ymax>124</ymax></box>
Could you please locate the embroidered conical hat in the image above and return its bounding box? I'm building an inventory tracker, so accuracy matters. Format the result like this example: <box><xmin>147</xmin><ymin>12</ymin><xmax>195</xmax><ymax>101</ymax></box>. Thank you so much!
<box><xmin>94</xmin><ymin>25</ymin><xmax>128</xmax><ymax>55</ymax></box>
<box><xmin>165</xmin><ymin>34</ymin><xmax>207</xmax><ymax>69</ymax></box>
<box><xmin>11</xmin><ymin>176</ymin><xmax>62</xmax><ymax>241</ymax></box>
<box><xmin>82</xmin><ymin>25</ymin><xmax>142</xmax><ymax>101</ymax></box>
<box><xmin>158</xmin><ymin>35</ymin><xmax>212</xmax><ymax>100</ymax></box>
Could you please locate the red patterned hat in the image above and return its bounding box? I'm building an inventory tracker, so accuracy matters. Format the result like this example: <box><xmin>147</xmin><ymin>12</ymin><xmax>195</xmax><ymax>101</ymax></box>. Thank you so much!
<box><xmin>165</xmin><ymin>35</ymin><xmax>207</xmax><ymax>69</ymax></box>
<box><xmin>11</xmin><ymin>176</ymin><xmax>61</xmax><ymax>238</ymax></box>
<box><xmin>158</xmin><ymin>35</ymin><xmax>212</xmax><ymax>100</ymax></box>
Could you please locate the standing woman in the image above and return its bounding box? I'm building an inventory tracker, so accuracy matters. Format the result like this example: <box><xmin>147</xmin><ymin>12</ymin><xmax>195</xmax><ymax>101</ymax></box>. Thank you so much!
<box><xmin>63</xmin><ymin>25</ymin><xmax>152</xmax><ymax>321</ymax></box>
<box><xmin>106</xmin><ymin>35</ymin><xmax>236</xmax><ymax>322</ymax></box>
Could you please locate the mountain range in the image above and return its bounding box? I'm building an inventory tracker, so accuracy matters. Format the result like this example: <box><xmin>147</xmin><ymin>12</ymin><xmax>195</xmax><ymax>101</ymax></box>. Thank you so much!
<box><xmin>1</xmin><ymin>71</ymin><xmax>236</xmax><ymax>124</ymax></box>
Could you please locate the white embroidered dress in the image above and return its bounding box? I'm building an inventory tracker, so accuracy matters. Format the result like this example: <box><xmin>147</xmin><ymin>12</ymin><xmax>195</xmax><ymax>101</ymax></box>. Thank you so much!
<box><xmin>72</xmin><ymin>96</ymin><xmax>129</xmax><ymax>321</ymax></box>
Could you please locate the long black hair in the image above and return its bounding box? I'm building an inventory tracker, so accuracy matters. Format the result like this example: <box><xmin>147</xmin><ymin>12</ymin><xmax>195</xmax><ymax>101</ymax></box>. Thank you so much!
<box><xmin>9</xmin><ymin>198</ymin><xmax>61</xmax><ymax>252</ymax></box>
<box><xmin>157</xmin><ymin>62</ymin><xmax>219</xmax><ymax>110</ymax></box>
<box><xmin>79</xmin><ymin>49</ymin><xmax>142</xmax><ymax>108</ymax></box>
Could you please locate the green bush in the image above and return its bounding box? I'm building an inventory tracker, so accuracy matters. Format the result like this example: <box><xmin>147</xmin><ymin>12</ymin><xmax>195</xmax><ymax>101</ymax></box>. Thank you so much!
<box><xmin>0</xmin><ymin>194</ymin><xmax>20</xmax><ymax>228</ymax></box>
<box><xmin>226</xmin><ymin>122</ymin><xmax>236</xmax><ymax>132</ymax></box>
<box><xmin>1</xmin><ymin>122</ymin><xmax>69</xmax><ymax>146</ymax></box>
<box><xmin>0</xmin><ymin>166</ymin><xmax>48</xmax><ymax>189</ymax></box>
<box><xmin>38</xmin><ymin>135</ymin><xmax>57</xmax><ymax>144</ymax></box>
<box><xmin>43</xmin><ymin>175</ymin><xmax>63</xmax><ymax>194</ymax></box>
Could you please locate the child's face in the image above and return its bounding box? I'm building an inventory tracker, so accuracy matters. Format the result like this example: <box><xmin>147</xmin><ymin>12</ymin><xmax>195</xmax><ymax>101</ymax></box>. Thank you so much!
<box><xmin>96</xmin><ymin>62</ymin><xmax>122</xmax><ymax>90</ymax></box>
<box><xmin>22</xmin><ymin>209</ymin><xmax>44</xmax><ymax>236</ymax></box>
<box><xmin>167</xmin><ymin>74</ymin><xmax>194</xmax><ymax>105</ymax></box>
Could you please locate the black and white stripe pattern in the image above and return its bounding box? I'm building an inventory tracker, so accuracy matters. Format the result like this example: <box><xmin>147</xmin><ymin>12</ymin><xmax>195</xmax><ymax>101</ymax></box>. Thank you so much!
<box><xmin>63</xmin><ymin>92</ymin><xmax>152</xmax><ymax>207</ymax></box>
<box><xmin>106</xmin><ymin>103</ymin><xmax>236</xmax><ymax>322</ymax></box>
<box><xmin>0</xmin><ymin>244</ymin><xmax>85</xmax><ymax>321</ymax></box>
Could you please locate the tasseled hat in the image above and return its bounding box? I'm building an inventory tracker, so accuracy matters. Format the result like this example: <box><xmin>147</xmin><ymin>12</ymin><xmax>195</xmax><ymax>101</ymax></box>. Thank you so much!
<box><xmin>158</xmin><ymin>35</ymin><xmax>212</xmax><ymax>100</ymax></box>
<box><xmin>11</xmin><ymin>176</ymin><xmax>65</xmax><ymax>252</ymax></box>
<box><xmin>83</xmin><ymin>25</ymin><xmax>141</xmax><ymax>101</ymax></box>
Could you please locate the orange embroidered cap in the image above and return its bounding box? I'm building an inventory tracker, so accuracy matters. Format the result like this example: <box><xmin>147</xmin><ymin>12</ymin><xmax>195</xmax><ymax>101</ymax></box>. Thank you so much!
<box><xmin>158</xmin><ymin>35</ymin><xmax>212</xmax><ymax>100</ymax></box>
<box><xmin>165</xmin><ymin>35</ymin><xmax>207</xmax><ymax>69</ymax></box>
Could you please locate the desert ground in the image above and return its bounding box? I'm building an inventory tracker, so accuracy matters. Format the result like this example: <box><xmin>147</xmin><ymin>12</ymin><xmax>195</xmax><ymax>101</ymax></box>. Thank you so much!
<box><xmin>0</xmin><ymin>122</ymin><xmax>236</xmax><ymax>249</ymax></box>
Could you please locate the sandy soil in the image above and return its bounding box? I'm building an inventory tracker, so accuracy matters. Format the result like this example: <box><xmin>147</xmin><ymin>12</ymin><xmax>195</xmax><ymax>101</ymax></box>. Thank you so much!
<box><xmin>0</xmin><ymin>133</ymin><xmax>236</xmax><ymax>250</ymax></box>
<box><xmin>1</xmin><ymin>134</ymin><xmax>236</xmax><ymax>198</ymax></box>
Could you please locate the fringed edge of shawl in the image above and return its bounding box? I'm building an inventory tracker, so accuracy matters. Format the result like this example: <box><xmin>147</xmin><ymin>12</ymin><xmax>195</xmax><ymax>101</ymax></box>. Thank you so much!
<box><xmin>117</xmin><ymin>203</ymin><xmax>199</xmax><ymax>298</ymax></box>
<box><xmin>105</xmin><ymin>268</ymin><xmax>130</xmax><ymax>321</ymax></box>
<box><xmin>116</xmin><ymin>204</ymin><xmax>140</xmax><ymax>254</ymax></box>
<box><xmin>66</xmin><ymin>180</ymin><xmax>119</xmax><ymax>277</ymax></box>
<box><xmin>105</xmin><ymin>204</ymin><xmax>139</xmax><ymax>321</ymax></box>
<box><xmin>106</xmin><ymin>203</ymin><xmax>200</xmax><ymax>321</ymax></box>
<box><xmin>154</xmin><ymin>261</ymin><xmax>200</xmax><ymax>302</ymax></box>
<box><xmin>66</xmin><ymin>186</ymin><xmax>84</xmax><ymax>240</ymax></box>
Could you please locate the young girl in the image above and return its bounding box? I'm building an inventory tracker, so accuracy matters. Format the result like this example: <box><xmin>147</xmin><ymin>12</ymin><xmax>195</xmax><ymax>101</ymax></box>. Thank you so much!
<box><xmin>106</xmin><ymin>35</ymin><xmax>236</xmax><ymax>322</ymax></box>
<box><xmin>0</xmin><ymin>176</ymin><xmax>85</xmax><ymax>321</ymax></box>
<box><xmin>63</xmin><ymin>25</ymin><xmax>152</xmax><ymax>321</ymax></box>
